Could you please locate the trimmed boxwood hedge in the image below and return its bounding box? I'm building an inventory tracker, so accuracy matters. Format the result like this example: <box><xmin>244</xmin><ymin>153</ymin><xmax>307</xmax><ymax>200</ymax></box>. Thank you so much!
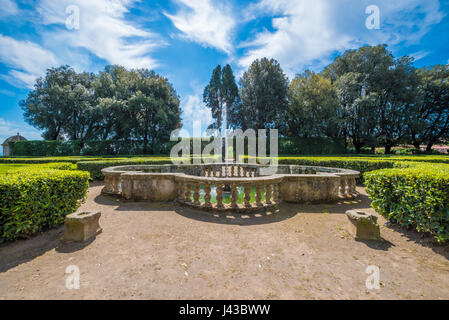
<box><xmin>276</xmin><ymin>157</ymin><xmax>416</xmax><ymax>176</ymax></box>
<box><xmin>365</xmin><ymin>164</ymin><xmax>449</xmax><ymax>243</ymax></box>
<box><xmin>0</xmin><ymin>156</ymin><xmax>125</xmax><ymax>164</ymax></box>
<box><xmin>0</xmin><ymin>168</ymin><xmax>90</xmax><ymax>242</ymax></box>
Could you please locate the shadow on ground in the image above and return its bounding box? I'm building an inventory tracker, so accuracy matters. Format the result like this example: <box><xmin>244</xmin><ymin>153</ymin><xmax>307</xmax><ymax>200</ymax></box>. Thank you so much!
<box><xmin>172</xmin><ymin>193</ymin><xmax>373</xmax><ymax>226</ymax></box>
<box><xmin>383</xmin><ymin>222</ymin><xmax>449</xmax><ymax>260</ymax></box>
<box><xmin>0</xmin><ymin>226</ymin><xmax>97</xmax><ymax>273</ymax></box>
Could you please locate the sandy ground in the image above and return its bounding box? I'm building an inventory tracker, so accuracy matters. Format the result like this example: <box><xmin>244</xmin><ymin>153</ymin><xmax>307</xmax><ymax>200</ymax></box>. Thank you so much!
<box><xmin>1</xmin><ymin>182</ymin><xmax>449</xmax><ymax>300</ymax></box>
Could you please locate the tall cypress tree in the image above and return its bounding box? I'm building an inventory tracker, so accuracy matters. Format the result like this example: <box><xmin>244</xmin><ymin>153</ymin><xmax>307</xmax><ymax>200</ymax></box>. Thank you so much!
<box><xmin>203</xmin><ymin>65</ymin><xmax>223</xmax><ymax>131</ymax></box>
<box><xmin>203</xmin><ymin>64</ymin><xmax>240</xmax><ymax>131</ymax></box>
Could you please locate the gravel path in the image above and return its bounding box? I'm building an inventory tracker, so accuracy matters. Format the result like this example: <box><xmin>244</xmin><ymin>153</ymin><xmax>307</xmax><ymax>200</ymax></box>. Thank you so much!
<box><xmin>1</xmin><ymin>182</ymin><xmax>448</xmax><ymax>299</ymax></box>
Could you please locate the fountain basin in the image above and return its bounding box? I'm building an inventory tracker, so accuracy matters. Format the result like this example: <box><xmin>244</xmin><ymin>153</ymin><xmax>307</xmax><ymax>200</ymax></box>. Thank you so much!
<box><xmin>101</xmin><ymin>163</ymin><xmax>359</xmax><ymax>213</ymax></box>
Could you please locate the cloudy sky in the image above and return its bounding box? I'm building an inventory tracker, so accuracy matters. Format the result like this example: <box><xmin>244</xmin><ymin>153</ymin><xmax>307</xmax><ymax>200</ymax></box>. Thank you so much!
<box><xmin>0</xmin><ymin>0</ymin><xmax>448</xmax><ymax>144</ymax></box>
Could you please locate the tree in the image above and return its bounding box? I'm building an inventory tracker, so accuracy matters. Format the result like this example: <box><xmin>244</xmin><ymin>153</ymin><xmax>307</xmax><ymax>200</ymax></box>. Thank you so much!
<box><xmin>239</xmin><ymin>58</ymin><xmax>289</xmax><ymax>132</ymax></box>
<box><xmin>287</xmin><ymin>70</ymin><xmax>342</xmax><ymax>142</ymax></box>
<box><xmin>221</xmin><ymin>65</ymin><xmax>241</xmax><ymax>130</ymax></box>
<box><xmin>127</xmin><ymin>69</ymin><xmax>181</xmax><ymax>154</ymax></box>
<box><xmin>22</xmin><ymin>64</ymin><xmax>182</xmax><ymax>155</ymax></box>
<box><xmin>21</xmin><ymin>66</ymin><xmax>81</xmax><ymax>140</ymax></box>
<box><xmin>376</xmin><ymin>56</ymin><xmax>418</xmax><ymax>154</ymax></box>
<box><xmin>324</xmin><ymin>44</ymin><xmax>416</xmax><ymax>153</ymax></box>
<box><xmin>203</xmin><ymin>64</ymin><xmax>240</xmax><ymax>131</ymax></box>
<box><xmin>408</xmin><ymin>65</ymin><xmax>449</xmax><ymax>152</ymax></box>
<box><xmin>93</xmin><ymin>65</ymin><xmax>134</xmax><ymax>141</ymax></box>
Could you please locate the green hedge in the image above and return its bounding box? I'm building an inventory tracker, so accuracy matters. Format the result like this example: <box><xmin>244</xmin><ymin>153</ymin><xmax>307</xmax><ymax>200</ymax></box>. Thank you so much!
<box><xmin>0</xmin><ymin>156</ymin><xmax>124</xmax><ymax>164</ymax></box>
<box><xmin>278</xmin><ymin>137</ymin><xmax>345</xmax><ymax>155</ymax></box>
<box><xmin>365</xmin><ymin>164</ymin><xmax>449</xmax><ymax>243</ymax></box>
<box><xmin>9</xmin><ymin>140</ymin><xmax>82</xmax><ymax>156</ymax></box>
<box><xmin>276</xmin><ymin>157</ymin><xmax>415</xmax><ymax>176</ymax></box>
<box><xmin>0</xmin><ymin>168</ymin><xmax>90</xmax><ymax>242</ymax></box>
<box><xmin>1</xmin><ymin>162</ymin><xmax>76</xmax><ymax>175</ymax></box>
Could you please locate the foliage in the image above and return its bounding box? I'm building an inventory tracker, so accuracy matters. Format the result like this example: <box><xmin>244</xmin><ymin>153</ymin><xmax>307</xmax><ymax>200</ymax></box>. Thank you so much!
<box><xmin>203</xmin><ymin>65</ymin><xmax>240</xmax><ymax>131</ymax></box>
<box><xmin>278</xmin><ymin>137</ymin><xmax>345</xmax><ymax>155</ymax></box>
<box><xmin>9</xmin><ymin>140</ymin><xmax>81</xmax><ymax>156</ymax></box>
<box><xmin>239</xmin><ymin>58</ymin><xmax>289</xmax><ymax>133</ymax></box>
<box><xmin>408</xmin><ymin>65</ymin><xmax>449</xmax><ymax>152</ymax></box>
<box><xmin>324</xmin><ymin>45</ymin><xmax>418</xmax><ymax>153</ymax></box>
<box><xmin>365</xmin><ymin>164</ymin><xmax>449</xmax><ymax>243</ymax></box>
<box><xmin>0</xmin><ymin>168</ymin><xmax>89</xmax><ymax>241</ymax></box>
<box><xmin>287</xmin><ymin>71</ymin><xmax>342</xmax><ymax>142</ymax></box>
<box><xmin>20</xmin><ymin>65</ymin><xmax>182</xmax><ymax>154</ymax></box>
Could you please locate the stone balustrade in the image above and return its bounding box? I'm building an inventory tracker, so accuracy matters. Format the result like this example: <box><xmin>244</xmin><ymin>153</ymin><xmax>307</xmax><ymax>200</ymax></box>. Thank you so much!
<box><xmin>174</xmin><ymin>174</ymin><xmax>283</xmax><ymax>212</ymax></box>
<box><xmin>101</xmin><ymin>163</ymin><xmax>360</xmax><ymax>212</ymax></box>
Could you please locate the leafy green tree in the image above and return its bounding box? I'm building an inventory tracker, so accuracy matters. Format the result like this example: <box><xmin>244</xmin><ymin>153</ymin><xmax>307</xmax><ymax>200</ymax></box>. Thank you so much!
<box><xmin>408</xmin><ymin>65</ymin><xmax>449</xmax><ymax>152</ymax></box>
<box><xmin>324</xmin><ymin>45</ymin><xmax>416</xmax><ymax>153</ymax></box>
<box><xmin>239</xmin><ymin>58</ymin><xmax>289</xmax><ymax>132</ymax></box>
<box><xmin>287</xmin><ymin>70</ymin><xmax>342</xmax><ymax>142</ymax></box>
<box><xmin>93</xmin><ymin>65</ymin><xmax>134</xmax><ymax>141</ymax></box>
<box><xmin>21</xmin><ymin>66</ymin><xmax>80</xmax><ymax>140</ymax></box>
<box><xmin>22</xmin><ymin>65</ymin><xmax>181</xmax><ymax>155</ymax></box>
<box><xmin>376</xmin><ymin>56</ymin><xmax>419</xmax><ymax>154</ymax></box>
<box><xmin>127</xmin><ymin>69</ymin><xmax>181</xmax><ymax>153</ymax></box>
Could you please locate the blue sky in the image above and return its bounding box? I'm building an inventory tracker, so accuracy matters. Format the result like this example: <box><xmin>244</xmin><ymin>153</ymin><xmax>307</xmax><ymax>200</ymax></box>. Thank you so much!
<box><xmin>0</xmin><ymin>0</ymin><xmax>448</xmax><ymax>146</ymax></box>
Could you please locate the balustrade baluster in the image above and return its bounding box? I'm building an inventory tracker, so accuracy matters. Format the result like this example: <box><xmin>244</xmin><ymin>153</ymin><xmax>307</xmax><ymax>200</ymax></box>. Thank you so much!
<box><xmin>216</xmin><ymin>183</ymin><xmax>224</xmax><ymax>209</ymax></box>
<box><xmin>204</xmin><ymin>183</ymin><xmax>212</xmax><ymax>207</ymax></box>
<box><xmin>184</xmin><ymin>183</ymin><xmax>192</xmax><ymax>203</ymax></box>
<box><xmin>193</xmin><ymin>183</ymin><xmax>201</xmax><ymax>205</ymax></box>
<box><xmin>244</xmin><ymin>184</ymin><xmax>251</xmax><ymax>208</ymax></box>
<box><xmin>230</xmin><ymin>184</ymin><xmax>238</xmax><ymax>208</ymax></box>
<box><xmin>265</xmin><ymin>184</ymin><xmax>272</xmax><ymax>205</ymax></box>
<box><xmin>273</xmin><ymin>183</ymin><xmax>280</xmax><ymax>203</ymax></box>
<box><xmin>255</xmin><ymin>184</ymin><xmax>263</xmax><ymax>206</ymax></box>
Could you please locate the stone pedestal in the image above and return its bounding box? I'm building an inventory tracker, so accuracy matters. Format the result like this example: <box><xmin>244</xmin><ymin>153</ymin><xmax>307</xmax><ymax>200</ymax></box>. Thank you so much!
<box><xmin>346</xmin><ymin>210</ymin><xmax>381</xmax><ymax>241</ymax></box>
<box><xmin>61</xmin><ymin>211</ymin><xmax>102</xmax><ymax>243</ymax></box>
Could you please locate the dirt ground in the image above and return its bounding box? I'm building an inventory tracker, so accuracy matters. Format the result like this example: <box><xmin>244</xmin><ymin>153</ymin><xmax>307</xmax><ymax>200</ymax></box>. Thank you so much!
<box><xmin>1</xmin><ymin>182</ymin><xmax>449</xmax><ymax>300</ymax></box>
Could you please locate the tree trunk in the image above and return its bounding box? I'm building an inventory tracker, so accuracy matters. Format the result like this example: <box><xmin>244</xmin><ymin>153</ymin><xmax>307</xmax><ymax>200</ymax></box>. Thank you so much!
<box><xmin>353</xmin><ymin>138</ymin><xmax>362</xmax><ymax>154</ymax></box>
<box><xmin>384</xmin><ymin>144</ymin><xmax>392</xmax><ymax>154</ymax></box>
<box><xmin>426</xmin><ymin>143</ymin><xmax>433</xmax><ymax>153</ymax></box>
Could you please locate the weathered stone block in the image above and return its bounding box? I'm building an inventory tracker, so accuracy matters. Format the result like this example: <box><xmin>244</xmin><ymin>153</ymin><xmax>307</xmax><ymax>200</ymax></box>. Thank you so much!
<box><xmin>346</xmin><ymin>210</ymin><xmax>381</xmax><ymax>241</ymax></box>
<box><xmin>61</xmin><ymin>211</ymin><xmax>102</xmax><ymax>243</ymax></box>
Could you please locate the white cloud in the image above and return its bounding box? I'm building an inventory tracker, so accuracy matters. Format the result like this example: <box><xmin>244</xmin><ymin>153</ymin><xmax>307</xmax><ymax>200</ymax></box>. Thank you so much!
<box><xmin>0</xmin><ymin>34</ymin><xmax>58</xmax><ymax>88</ymax></box>
<box><xmin>239</xmin><ymin>0</ymin><xmax>445</xmax><ymax>76</ymax></box>
<box><xmin>181</xmin><ymin>90</ymin><xmax>213</xmax><ymax>133</ymax></box>
<box><xmin>0</xmin><ymin>0</ymin><xmax>19</xmax><ymax>17</ymax></box>
<box><xmin>410</xmin><ymin>50</ymin><xmax>431</xmax><ymax>62</ymax></box>
<box><xmin>37</xmin><ymin>0</ymin><xmax>164</xmax><ymax>69</ymax></box>
<box><xmin>0</xmin><ymin>118</ymin><xmax>42</xmax><ymax>146</ymax></box>
<box><xmin>165</xmin><ymin>0</ymin><xmax>235</xmax><ymax>54</ymax></box>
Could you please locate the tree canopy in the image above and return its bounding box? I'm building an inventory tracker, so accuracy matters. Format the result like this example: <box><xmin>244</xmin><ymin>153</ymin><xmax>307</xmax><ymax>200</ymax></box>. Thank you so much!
<box><xmin>21</xmin><ymin>65</ymin><xmax>181</xmax><ymax>154</ymax></box>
